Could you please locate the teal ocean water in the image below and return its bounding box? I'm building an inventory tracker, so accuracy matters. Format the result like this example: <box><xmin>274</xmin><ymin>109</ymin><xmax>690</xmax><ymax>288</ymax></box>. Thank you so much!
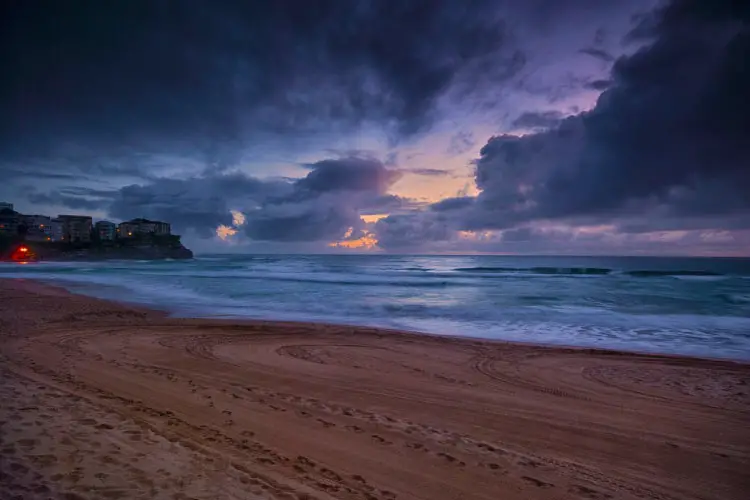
<box><xmin>2</xmin><ymin>255</ymin><xmax>749</xmax><ymax>360</ymax></box>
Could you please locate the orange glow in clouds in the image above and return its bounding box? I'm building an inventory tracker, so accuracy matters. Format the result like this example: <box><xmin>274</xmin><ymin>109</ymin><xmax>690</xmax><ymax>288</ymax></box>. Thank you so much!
<box><xmin>329</xmin><ymin>228</ymin><xmax>379</xmax><ymax>250</ymax></box>
<box><xmin>216</xmin><ymin>209</ymin><xmax>246</xmax><ymax>241</ymax></box>
<box><xmin>216</xmin><ymin>225</ymin><xmax>238</xmax><ymax>240</ymax></box>
<box><xmin>231</xmin><ymin>210</ymin><xmax>246</xmax><ymax>226</ymax></box>
<box><xmin>360</xmin><ymin>214</ymin><xmax>388</xmax><ymax>223</ymax></box>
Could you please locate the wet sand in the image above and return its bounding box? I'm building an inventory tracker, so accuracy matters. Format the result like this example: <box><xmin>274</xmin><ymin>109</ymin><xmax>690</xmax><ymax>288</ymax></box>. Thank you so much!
<box><xmin>1</xmin><ymin>279</ymin><xmax>748</xmax><ymax>500</ymax></box>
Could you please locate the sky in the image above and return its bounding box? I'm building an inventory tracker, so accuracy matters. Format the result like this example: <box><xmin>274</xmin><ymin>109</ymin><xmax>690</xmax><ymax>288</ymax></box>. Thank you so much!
<box><xmin>1</xmin><ymin>0</ymin><xmax>748</xmax><ymax>255</ymax></box>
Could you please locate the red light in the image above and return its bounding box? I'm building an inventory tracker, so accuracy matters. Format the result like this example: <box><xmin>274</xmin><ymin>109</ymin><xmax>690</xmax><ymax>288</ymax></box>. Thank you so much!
<box><xmin>19</xmin><ymin>247</ymin><xmax>28</xmax><ymax>253</ymax></box>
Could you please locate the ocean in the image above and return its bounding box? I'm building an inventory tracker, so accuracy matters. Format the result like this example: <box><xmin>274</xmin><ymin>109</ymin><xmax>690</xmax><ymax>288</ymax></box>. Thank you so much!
<box><xmin>2</xmin><ymin>254</ymin><xmax>749</xmax><ymax>360</ymax></box>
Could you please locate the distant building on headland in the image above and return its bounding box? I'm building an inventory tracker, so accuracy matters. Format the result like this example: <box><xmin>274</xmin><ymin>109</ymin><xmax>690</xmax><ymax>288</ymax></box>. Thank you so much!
<box><xmin>22</xmin><ymin>214</ymin><xmax>53</xmax><ymax>241</ymax></box>
<box><xmin>50</xmin><ymin>218</ymin><xmax>64</xmax><ymax>241</ymax></box>
<box><xmin>1</xmin><ymin>201</ymin><xmax>178</xmax><ymax>246</ymax></box>
<box><xmin>0</xmin><ymin>202</ymin><xmax>192</xmax><ymax>260</ymax></box>
<box><xmin>118</xmin><ymin>218</ymin><xmax>171</xmax><ymax>238</ymax></box>
<box><xmin>95</xmin><ymin>220</ymin><xmax>117</xmax><ymax>241</ymax></box>
<box><xmin>57</xmin><ymin>215</ymin><xmax>93</xmax><ymax>243</ymax></box>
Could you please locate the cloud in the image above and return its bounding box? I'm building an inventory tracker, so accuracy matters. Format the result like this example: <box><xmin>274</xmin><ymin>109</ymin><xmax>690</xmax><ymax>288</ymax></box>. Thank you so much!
<box><xmin>408</xmin><ymin>169</ymin><xmax>453</xmax><ymax>177</ymax></box>
<box><xmin>4</xmin><ymin>0</ymin><xmax>746</xmax><ymax>256</ymax></box>
<box><xmin>242</xmin><ymin>158</ymin><xmax>403</xmax><ymax>242</ymax></box>
<box><xmin>584</xmin><ymin>79</ymin><xmax>612</xmax><ymax>90</ymax></box>
<box><xmin>374</xmin><ymin>212</ymin><xmax>457</xmax><ymax>250</ymax></box>
<box><xmin>0</xmin><ymin>0</ymin><xmax>524</xmax><ymax>171</ymax></box>
<box><xmin>297</xmin><ymin>158</ymin><xmax>401</xmax><ymax>193</ymax></box>
<box><xmin>475</xmin><ymin>1</ymin><xmax>748</xmax><ymax>227</ymax></box>
<box><xmin>2</xmin><ymin>169</ymin><xmax>80</xmax><ymax>181</ymax></box>
<box><xmin>579</xmin><ymin>47</ymin><xmax>615</xmax><ymax>62</ymax></box>
<box><xmin>27</xmin><ymin>191</ymin><xmax>109</xmax><ymax>212</ymax></box>
<box><xmin>510</xmin><ymin>111</ymin><xmax>564</xmax><ymax>129</ymax></box>
<box><xmin>366</xmin><ymin>0</ymin><xmax>750</xmax><ymax>253</ymax></box>
<box><xmin>22</xmin><ymin>185</ymin><xmax>120</xmax><ymax>213</ymax></box>
<box><xmin>243</xmin><ymin>194</ymin><xmax>363</xmax><ymax>242</ymax></box>
<box><xmin>100</xmin><ymin>156</ymin><xmax>406</xmax><ymax>244</ymax></box>
<box><xmin>106</xmin><ymin>173</ymin><xmax>288</xmax><ymax>237</ymax></box>
<box><xmin>430</xmin><ymin>197</ymin><xmax>475</xmax><ymax>212</ymax></box>
<box><xmin>446</xmin><ymin>131</ymin><xmax>475</xmax><ymax>156</ymax></box>
<box><xmin>231</xmin><ymin>210</ymin><xmax>246</xmax><ymax>227</ymax></box>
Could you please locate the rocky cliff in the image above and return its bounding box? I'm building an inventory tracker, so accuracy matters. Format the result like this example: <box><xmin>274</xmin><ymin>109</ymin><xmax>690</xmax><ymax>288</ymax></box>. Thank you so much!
<box><xmin>37</xmin><ymin>244</ymin><xmax>193</xmax><ymax>261</ymax></box>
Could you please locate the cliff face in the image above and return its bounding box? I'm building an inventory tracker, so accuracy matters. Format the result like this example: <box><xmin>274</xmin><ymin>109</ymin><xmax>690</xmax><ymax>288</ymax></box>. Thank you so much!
<box><xmin>1</xmin><ymin>233</ymin><xmax>194</xmax><ymax>262</ymax></box>
<box><xmin>34</xmin><ymin>243</ymin><xmax>193</xmax><ymax>261</ymax></box>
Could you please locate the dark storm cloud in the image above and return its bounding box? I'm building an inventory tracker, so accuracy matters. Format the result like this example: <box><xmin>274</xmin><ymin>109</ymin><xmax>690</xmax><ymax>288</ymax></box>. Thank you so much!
<box><xmin>511</xmin><ymin>111</ymin><xmax>564</xmax><ymax>129</ymax></box>
<box><xmin>100</xmin><ymin>157</ymin><xmax>404</xmax><ymax>241</ymax></box>
<box><xmin>593</xmin><ymin>28</ymin><xmax>607</xmax><ymax>45</ymax></box>
<box><xmin>470</xmin><ymin>0</ymin><xmax>749</xmax><ymax>228</ymax></box>
<box><xmin>106</xmin><ymin>173</ymin><xmax>289</xmax><ymax>237</ymax></box>
<box><xmin>59</xmin><ymin>187</ymin><xmax>120</xmax><ymax>199</ymax></box>
<box><xmin>430</xmin><ymin>197</ymin><xmax>476</xmax><ymax>212</ymax></box>
<box><xmin>584</xmin><ymin>79</ymin><xmax>613</xmax><ymax>90</ymax></box>
<box><xmin>374</xmin><ymin>213</ymin><xmax>456</xmax><ymax>250</ymax></box>
<box><xmin>242</xmin><ymin>196</ymin><xmax>359</xmax><ymax>242</ymax></box>
<box><xmin>245</xmin><ymin>158</ymin><xmax>403</xmax><ymax>241</ymax></box>
<box><xmin>6</xmin><ymin>0</ymin><xmax>743</xmax><ymax>255</ymax></box>
<box><xmin>297</xmin><ymin>158</ymin><xmax>401</xmax><ymax>194</ymax></box>
<box><xmin>22</xmin><ymin>186</ymin><xmax>119</xmax><ymax>212</ymax></box>
<box><xmin>3</xmin><ymin>169</ymin><xmax>80</xmax><ymax>181</ymax></box>
<box><xmin>372</xmin><ymin>0</ymin><xmax>750</xmax><ymax>250</ymax></box>
<box><xmin>0</xmin><ymin>0</ymin><xmax>522</xmax><ymax>171</ymax></box>
<box><xmin>27</xmin><ymin>192</ymin><xmax>109</xmax><ymax>212</ymax></box>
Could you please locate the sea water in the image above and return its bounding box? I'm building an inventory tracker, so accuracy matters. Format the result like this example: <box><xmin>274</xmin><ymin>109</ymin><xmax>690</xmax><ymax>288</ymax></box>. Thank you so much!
<box><xmin>2</xmin><ymin>254</ymin><xmax>749</xmax><ymax>360</ymax></box>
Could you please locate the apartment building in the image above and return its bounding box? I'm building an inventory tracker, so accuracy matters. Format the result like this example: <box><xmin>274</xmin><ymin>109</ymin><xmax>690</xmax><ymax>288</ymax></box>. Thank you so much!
<box><xmin>57</xmin><ymin>214</ymin><xmax>93</xmax><ymax>243</ymax></box>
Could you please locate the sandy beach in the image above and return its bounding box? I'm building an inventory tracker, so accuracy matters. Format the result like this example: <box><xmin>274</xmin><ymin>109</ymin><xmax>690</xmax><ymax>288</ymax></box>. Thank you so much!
<box><xmin>1</xmin><ymin>279</ymin><xmax>748</xmax><ymax>500</ymax></box>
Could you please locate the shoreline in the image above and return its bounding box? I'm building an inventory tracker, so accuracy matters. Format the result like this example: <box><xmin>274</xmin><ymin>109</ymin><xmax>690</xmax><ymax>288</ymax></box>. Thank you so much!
<box><xmin>1</xmin><ymin>278</ymin><xmax>749</xmax><ymax>499</ymax></box>
<box><xmin>10</xmin><ymin>276</ymin><xmax>750</xmax><ymax>365</ymax></box>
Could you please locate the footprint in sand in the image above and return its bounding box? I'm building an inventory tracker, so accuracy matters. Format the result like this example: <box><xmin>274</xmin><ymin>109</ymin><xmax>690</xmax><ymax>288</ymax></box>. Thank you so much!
<box><xmin>485</xmin><ymin>462</ymin><xmax>504</xmax><ymax>472</ymax></box>
<box><xmin>569</xmin><ymin>484</ymin><xmax>613</xmax><ymax>499</ymax></box>
<box><xmin>9</xmin><ymin>461</ymin><xmax>30</xmax><ymax>475</ymax></box>
<box><xmin>320</xmin><ymin>468</ymin><xmax>342</xmax><ymax>481</ymax></box>
<box><xmin>62</xmin><ymin>492</ymin><xmax>87</xmax><ymax>500</ymax></box>
<box><xmin>17</xmin><ymin>438</ymin><xmax>38</xmax><ymax>449</ymax></box>
<box><xmin>371</xmin><ymin>435</ymin><xmax>392</xmax><ymax>445</ymax></box>
<box><xmin>29</xmin><ymin>454</ymin><xmax>58</xmax><ymax>466</ymax></box>
<box><xmin>521</xmin><ymin>476</ymin><xmax>554</xmax><ymax>489</ymax></box>
<box><xmin>437</xmin><ymin>452</ymin><xmax>465</xmax><ymax>466</ymax></box>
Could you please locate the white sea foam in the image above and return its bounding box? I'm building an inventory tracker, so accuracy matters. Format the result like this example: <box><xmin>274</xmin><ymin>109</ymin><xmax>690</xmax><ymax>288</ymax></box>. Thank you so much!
<box><xmin>2</xmin><ymin>254</ymin><xmax>749</xmax><ymax>360</ymax></box>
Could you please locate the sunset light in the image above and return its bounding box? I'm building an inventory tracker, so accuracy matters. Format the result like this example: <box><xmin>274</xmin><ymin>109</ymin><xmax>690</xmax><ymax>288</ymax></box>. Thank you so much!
<box><xmin>231</xmin><ymin>210</ymin><xmax>246</xmax><ymax>227</ymax></box>
<box><xmin>216</xmin><ymin>224</ymin><xmax>237</xmax><ymax>241</ymax></box>
<box><xmin>328</xmin><ymin>229</ymin><xmax>378</xmax><ymax>250</ymax></box>
<box><xmin>360</xmin><ymin>214</ymin><xmax>388</xmax><ymax>224</ymax></box>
